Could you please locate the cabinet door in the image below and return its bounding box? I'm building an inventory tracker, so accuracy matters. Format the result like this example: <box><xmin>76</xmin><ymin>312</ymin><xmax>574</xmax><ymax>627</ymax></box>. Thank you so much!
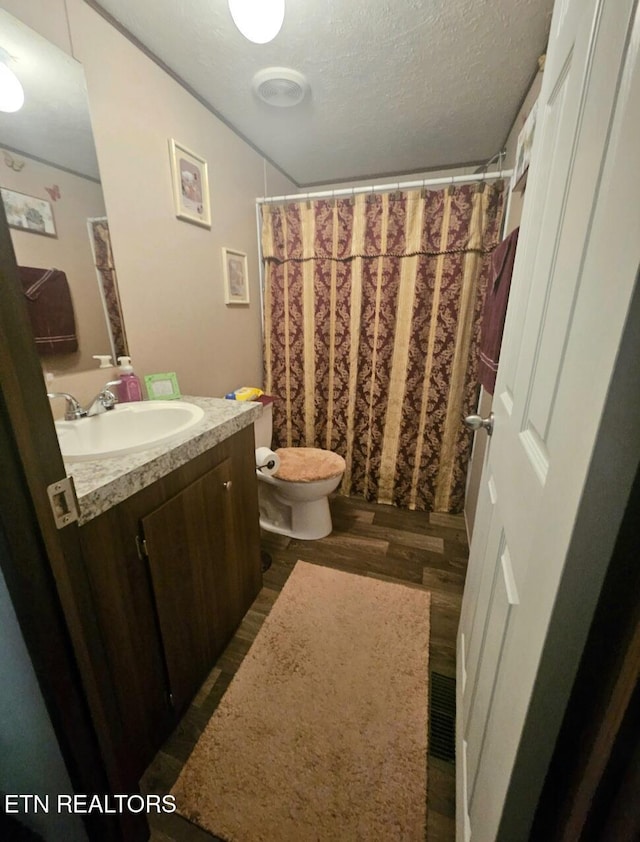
<box><xmin>79</xmin><ymin>504</ymin><xmax>174</xmax><ymax>785</ymax></box>
<box><xmin>143</xmin><ymin>457</ymin><xmax>234</xmax><ymax>713</ymax></box>
<box><xmin>223</xmin><ymin>424</ymin><xmax>263</xmax><ymax>633</ymax></box>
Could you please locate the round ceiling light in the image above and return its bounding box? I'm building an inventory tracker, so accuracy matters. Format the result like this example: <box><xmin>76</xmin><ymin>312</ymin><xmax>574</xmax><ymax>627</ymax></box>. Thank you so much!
<box><xmin>0</xmin><ymin>53</ymin><xmax>24</xmax><ymax>113</ymax></box>
<box><xmin>252</xmin><ymin>67</ymin><xmax>309</xmax><ymax>108</ymax></box>
<box><xmin>228</xmin><ymin>0</ymin><xmax>285</xmax><ymax>45</ymax></box>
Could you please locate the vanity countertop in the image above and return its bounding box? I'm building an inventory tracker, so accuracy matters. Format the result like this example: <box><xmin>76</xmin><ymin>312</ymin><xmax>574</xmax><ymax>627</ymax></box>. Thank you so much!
<box><xmin>65</xmin><ymin>396</ymin><xmax>261</xmax><ymax>525</ymax></box>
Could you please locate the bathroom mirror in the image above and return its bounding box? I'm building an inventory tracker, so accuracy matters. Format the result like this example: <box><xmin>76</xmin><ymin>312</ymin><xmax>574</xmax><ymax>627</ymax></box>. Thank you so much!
<box><xmin>0</xmin><ymin>8</ymin><xmax>128</xmax><ymax>374</ymax></box>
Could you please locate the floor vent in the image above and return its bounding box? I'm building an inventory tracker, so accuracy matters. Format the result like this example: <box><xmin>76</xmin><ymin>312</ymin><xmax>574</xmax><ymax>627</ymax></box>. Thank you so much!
<box><xmin>429</xmin><ymin>672</ymin><xmax>456</xmax><ymax>764</ymax></box>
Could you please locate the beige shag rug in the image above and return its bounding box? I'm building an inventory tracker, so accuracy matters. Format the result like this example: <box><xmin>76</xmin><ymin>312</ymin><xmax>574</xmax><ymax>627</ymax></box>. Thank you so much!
<box><xmin>171</xmin><ymin>560</ymin><xmax>431</xmax><ymax>841</ymax></box>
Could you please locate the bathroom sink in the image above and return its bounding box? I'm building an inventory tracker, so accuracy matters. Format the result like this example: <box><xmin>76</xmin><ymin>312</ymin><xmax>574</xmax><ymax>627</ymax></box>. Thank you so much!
<box><xmin>55</xmin><ymin>400</ymin><xmax>206</xmax><ymax>461</ymax></box>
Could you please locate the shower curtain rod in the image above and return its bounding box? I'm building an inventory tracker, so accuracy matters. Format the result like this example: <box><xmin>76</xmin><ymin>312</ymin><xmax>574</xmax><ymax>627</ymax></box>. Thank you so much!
<box><xmin>255</xmin><ymin>168</ymin><xmax>513</xmax><ymax>204</ymax></box>
<box><xmin>255</xmin><ymin>166</ymin><xmax>514</xmax><ymax>344</ymax></box>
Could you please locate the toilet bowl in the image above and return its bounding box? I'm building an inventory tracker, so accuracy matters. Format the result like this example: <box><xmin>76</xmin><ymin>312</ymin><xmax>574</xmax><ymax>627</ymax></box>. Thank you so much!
<box><xmin>254</xmin><ymin>400</ymin><xmax>345</xmax><ymax>540</ymax></box>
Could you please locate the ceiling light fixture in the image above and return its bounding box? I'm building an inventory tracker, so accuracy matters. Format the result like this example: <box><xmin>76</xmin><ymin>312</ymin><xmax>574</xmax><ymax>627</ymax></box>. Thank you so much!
<box><xmin>228</xmin><ymin>0</ymin><xmax>285</xmax><ymax>45</ymax></box>
<box><xmin>252</xmin><ymin>67</ymin><xmax>309</xmax><ymax>107</ymax></box>
<box><xmin>0</xmin><ymin>48</ymin><xmax>24</xmax><ymax>113</ymax></box>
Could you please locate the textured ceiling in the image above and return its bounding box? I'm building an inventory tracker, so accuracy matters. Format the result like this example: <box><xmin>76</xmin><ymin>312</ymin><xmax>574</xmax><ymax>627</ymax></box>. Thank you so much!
<box><xmin>93</xmin><ymin>0</ymin><xmax>554</xmax><ymax>185</ymax></box>
<box><xmin>0</xmin><ymin>1</ymin><xmax>554</xmax><ymax>187</ymax></box>
<box><xmin>0</xmin><ymin>9</ymin><xmax>100</xmax><ymax>181</ymax></box>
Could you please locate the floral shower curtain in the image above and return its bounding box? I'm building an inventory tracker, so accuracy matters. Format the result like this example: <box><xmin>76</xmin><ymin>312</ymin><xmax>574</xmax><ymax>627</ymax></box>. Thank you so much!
<box><xmin>261</xmin><ymin>182</ymin><xmax>504</xmax><ymax>513</ymax></box>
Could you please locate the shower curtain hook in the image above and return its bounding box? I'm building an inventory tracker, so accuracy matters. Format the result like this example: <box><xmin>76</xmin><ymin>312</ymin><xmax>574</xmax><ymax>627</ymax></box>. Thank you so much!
<box><xmin>477</xmin><ymin>167</ymin><xmax>487</xmax><ymax>193</ymax></box>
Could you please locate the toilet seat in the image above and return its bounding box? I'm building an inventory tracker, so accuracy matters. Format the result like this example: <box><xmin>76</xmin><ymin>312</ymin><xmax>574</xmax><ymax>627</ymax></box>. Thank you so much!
<box><xmin>274</xmin><ymin>447</ymin><xmax>345</xmax><ymax>483</ymax></box>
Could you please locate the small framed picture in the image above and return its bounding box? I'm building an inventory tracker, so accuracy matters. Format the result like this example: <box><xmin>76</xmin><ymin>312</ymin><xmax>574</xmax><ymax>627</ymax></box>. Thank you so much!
<box><xmin>169</xmin><ymin>139</ymin><xmax>211</xmax><ymax>228</ymax></box>
<box><xmin>1</xmin><ymin>188</ymin><xmax>57</xmax><ymax>237</ymax></box>
<box><xmin>144</xmin><ymin>372</ymin><xmax>181</xmax><ymax>400</ymax></box>
<box><xmin>222</xmin><ymin>247</ymin><xmax>250</xmax><ymax>305</ymax></box>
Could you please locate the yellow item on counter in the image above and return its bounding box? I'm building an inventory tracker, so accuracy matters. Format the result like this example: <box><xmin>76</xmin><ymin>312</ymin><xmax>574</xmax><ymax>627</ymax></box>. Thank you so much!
<box><xmin>234</xmin><ymin>387</ymin><xmax>264</xmax><ymax>401</ymax></box>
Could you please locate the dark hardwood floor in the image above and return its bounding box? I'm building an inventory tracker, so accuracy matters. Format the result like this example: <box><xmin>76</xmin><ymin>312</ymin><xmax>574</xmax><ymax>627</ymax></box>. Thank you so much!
<box><xmin>142</xmin><ymin>495</ymin><xmax>466</xmax><ymax>841</ymax></box>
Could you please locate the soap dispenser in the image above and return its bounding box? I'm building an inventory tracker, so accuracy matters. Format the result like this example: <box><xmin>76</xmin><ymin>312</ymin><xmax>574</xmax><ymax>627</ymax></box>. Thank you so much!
<box><xmin>92</xmin><ymin>355</ymin><xmax>113</xmax><ymax>369</ymax></box>
<box><xmin>117</xmin><ymin>356</ymin><xmax>143</xmax><ymax>402</ymax></box>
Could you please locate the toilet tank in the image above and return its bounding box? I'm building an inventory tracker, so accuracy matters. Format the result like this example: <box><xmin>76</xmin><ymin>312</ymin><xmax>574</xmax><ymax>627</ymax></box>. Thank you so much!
<box><xmin>253</xmin><ymin>397</ymin><xmax>274</xmax><ymax>448</ymax></box>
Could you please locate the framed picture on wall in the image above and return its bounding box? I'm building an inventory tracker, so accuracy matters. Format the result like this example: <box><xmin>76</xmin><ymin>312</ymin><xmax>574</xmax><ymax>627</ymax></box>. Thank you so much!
<box><xmin>169</xmin><ymin>139</ymin><xmax>211</xmax><ymax>228</ymax></box>
<box><xmin>1</xmin><ymin>188</ymin><xmax>57</xmax><ymax>236</ymax></box>
<box><xmin>222</xmin><ymin>247</ymin><xmax>250</xmax><ymax>305</ymax></box>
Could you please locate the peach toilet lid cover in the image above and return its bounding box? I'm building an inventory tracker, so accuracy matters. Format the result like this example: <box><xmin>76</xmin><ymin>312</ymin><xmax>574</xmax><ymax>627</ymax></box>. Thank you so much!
<box><xmin>274</xmin><ymin>447</ymin><xmax>346</xmax><ymax>483</ymax></box>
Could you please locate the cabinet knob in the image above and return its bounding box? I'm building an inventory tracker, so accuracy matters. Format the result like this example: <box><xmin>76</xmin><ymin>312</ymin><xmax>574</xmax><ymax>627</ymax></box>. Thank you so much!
<box><xmin>223</xmin><ymin>480</ymin><xmax>233</xmax><ymax>491</ymax></box>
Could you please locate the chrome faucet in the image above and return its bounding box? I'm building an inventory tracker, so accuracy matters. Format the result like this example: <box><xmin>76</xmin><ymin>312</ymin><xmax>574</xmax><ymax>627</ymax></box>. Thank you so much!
<box><xmin>47</xmin><ymin>391</ymin><xmax>87</xmax><ymax>420</ymax></box>
<box><xmin>83</xmin><ymin>380</ymin><xmax>122</xmax><ymax>416</ymax></box>
<box><xmin>47</xmin><ymin>380</ymin><xmax>122</xmax><ymax>420</ymax></box>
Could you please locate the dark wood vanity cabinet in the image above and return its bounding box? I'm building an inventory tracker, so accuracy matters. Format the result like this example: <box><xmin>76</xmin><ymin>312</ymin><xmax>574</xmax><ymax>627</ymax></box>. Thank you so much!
<box><xmin>77</xmin><ymin>425</ymin><xmax>262</xmax><ymax>787</ymax></box>
<box><xmin>143</xmin><ymin>452</ymin><xmax>258</xmax><ymax>714</ymax></box>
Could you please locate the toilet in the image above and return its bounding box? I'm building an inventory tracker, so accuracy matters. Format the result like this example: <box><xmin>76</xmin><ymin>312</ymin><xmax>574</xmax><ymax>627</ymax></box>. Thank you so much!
<box><xmin>254</xmin><ymin>398</ymin><xmax>345</xmax><ymax>540</ymax></box>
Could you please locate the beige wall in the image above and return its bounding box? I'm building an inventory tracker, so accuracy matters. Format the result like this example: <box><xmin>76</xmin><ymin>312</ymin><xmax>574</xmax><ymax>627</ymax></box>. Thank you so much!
<box><xmin>2</xmin><ymin>0</ymin><xmax>295</xmax><ymax>410</ymax></box>
<box><xmin>1</xmin><ymin>151</ymin><xmax>110</xmax><ymax>373</ymax></box>
<box><xmin>464</xmin><ymin>65</ymin><xmax>544</xmax><ymax>538</ymax></box>
<box><xmin>0</xmin><ymin>0</ymin><xmax>71</xmax><ymax>53</ymax></box>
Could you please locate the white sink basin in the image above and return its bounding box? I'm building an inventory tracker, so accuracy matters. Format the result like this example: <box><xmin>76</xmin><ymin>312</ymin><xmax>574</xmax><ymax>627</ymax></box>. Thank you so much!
<box><xmin>55</xmin><ymin>400</ymin><xmax>205</xmax><ymax>461</ymax></box>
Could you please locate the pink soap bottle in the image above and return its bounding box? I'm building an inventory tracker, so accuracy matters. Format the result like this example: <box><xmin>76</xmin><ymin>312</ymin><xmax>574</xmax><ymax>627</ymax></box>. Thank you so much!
<box><xmin>117</xmin><ymin>356</ymin><xmax>143</xmax><ymax>402</ymax></box>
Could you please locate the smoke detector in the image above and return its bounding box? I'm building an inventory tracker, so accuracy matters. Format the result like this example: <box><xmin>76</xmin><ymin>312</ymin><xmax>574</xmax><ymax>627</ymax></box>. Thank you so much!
<box><xmin>252</xmin><ymin>67</ymin><xmax>309</xmax><ymax>108</ymax></box>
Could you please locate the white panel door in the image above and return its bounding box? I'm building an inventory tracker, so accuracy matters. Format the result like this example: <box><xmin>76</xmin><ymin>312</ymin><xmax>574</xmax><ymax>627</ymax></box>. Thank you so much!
<box><xmin>456</xmin><ymin>0</ymin><xmax>640</xmax><ymax>839</ymax></box>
